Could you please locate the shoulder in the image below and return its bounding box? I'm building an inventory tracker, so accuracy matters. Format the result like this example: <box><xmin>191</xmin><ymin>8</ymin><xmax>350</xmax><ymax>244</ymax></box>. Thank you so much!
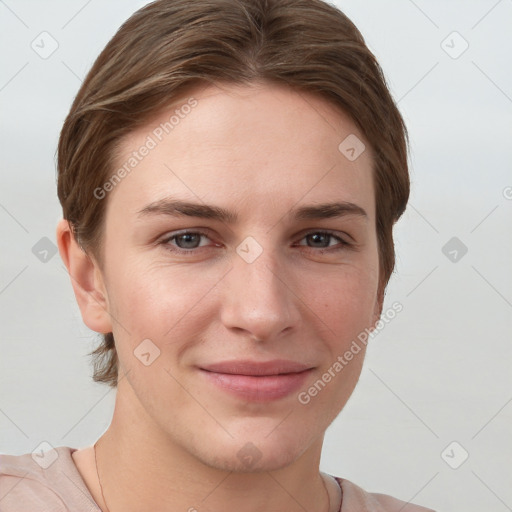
<box><xmin>332</xmin><ymin>476</ymin><xmax>437</xmax><ymax>512</ymax></box>
<box><xmin>0</xmin><ymin>446</ymin><xmax>100</xmax><ymax>512</ymax></box>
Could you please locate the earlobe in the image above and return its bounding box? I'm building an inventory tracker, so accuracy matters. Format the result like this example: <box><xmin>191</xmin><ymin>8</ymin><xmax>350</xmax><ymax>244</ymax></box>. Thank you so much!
<box><xmin>56</xmin><ymin>219</ymin><xmax>113</xmax><ymax>334</ymax></box>
<box><xmin>370</xmin><ymin>290</ymin><xmax>384</xmax><ymax>331</ymax></box>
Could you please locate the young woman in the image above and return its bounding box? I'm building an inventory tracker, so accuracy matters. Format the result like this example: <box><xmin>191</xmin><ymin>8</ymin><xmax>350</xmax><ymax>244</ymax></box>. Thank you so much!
<box><xmin>0</xmin><ymin>0</ymin><xmax>435</xmax><ymax>510</ymax></box>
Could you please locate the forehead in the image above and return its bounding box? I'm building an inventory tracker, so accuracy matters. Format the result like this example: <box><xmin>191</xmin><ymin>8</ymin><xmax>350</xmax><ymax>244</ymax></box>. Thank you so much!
<box><xmin>108</xmin><ymin>81</ymin><xmax>375</xmax><ymax>222</ymax></box>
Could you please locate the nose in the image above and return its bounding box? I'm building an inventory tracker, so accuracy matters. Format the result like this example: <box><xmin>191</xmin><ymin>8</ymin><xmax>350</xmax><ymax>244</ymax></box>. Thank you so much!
<box><xmin>219</xmin><ymin>241</ymin><xmax>300</xmax><ymax>342</ymax></box>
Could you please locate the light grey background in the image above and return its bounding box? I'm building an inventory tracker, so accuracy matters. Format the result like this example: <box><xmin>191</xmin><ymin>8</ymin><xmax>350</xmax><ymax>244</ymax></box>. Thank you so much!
<box><xmin>1</xmin><ymin>1</ymin><xmax>511</xmax><ymax>511</ymax></box>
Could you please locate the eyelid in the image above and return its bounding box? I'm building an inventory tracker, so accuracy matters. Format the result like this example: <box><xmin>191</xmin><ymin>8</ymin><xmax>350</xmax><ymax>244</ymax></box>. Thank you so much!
<box><xmin>294</xmin><ymin>228</ymin><xmax>353</xmax><ymax>245</ymax></box>
<box><xmin>160</xmin><ymin>229</ymin><xmax>214</xmax><ymax>247</ymax></box>
<box><xmin>160</xmin><ymin>228</ymin><xmax>353</xmax><ymax>254</ymax></box>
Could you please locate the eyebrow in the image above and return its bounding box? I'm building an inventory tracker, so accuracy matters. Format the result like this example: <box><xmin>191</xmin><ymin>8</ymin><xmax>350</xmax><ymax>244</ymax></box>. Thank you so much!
<box><xmin>136</xmin><ymin>197</ymin><xmax>367</xmax><ymax>223</ymax></box>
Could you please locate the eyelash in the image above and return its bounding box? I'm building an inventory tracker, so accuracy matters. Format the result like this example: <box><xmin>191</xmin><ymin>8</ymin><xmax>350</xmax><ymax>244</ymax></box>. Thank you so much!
<box><xmin>159</xmin><ymin>229</ymin><xmax>351</xmax><ymax>255</ymax></box>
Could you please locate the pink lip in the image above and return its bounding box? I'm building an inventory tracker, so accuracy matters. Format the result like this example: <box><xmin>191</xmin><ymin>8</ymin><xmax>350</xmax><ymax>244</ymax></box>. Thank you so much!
<box><xmin>201</xmin><ymin>359</ymin><xmax>312</xmax><ymax>376</ymax></box>
<box><xmin>199</xmin><ymin>359</ymin><xmax>314</xmax><ymax>402</ymax></box>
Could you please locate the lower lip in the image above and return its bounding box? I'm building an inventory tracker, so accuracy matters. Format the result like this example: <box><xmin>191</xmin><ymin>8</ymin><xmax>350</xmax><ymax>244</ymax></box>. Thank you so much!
<box><xmin>200</xmin><ymin>369</ymin><xmax>313</xmax><ymax>402</ymax></box>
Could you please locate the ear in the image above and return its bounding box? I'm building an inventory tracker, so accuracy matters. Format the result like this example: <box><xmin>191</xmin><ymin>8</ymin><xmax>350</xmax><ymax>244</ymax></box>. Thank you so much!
<box><xmin>56</xmin><ymin>219</ymin><xmax>113</xmax><ymax>334</ymax></box>
<box><xmin>370</xmin><ymin>287</ymin><xmax>384</xmax><ymax>331</ymax></box>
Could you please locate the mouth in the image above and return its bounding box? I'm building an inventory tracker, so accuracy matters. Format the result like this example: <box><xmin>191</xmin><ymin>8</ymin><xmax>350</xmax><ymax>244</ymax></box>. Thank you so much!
<box><xmin>198</xmin><ymin>359</ymin><xmax>314</xmax><ymax>402</ymax></box>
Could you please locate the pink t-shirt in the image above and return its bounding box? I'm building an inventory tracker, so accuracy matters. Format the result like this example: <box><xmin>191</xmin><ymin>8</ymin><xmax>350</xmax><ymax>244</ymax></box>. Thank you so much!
<box><xmin>0</xmin><ymin>446</ymin><xmax>436</xmax><ymax>511</ymax></box>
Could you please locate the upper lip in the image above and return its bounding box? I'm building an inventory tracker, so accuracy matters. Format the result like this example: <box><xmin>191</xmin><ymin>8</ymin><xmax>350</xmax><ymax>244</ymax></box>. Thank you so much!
<box><xmin>200</xmin><ymin>359</ymin><xmax>313</xmax><ymax>376</ymax></box>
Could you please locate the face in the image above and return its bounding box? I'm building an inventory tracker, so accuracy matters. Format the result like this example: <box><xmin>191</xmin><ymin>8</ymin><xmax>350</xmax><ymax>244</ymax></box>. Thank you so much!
<box><xmin>88</xmin><ymin>81</ymin><xmax>381</xmax><ymax>471</ymax></box>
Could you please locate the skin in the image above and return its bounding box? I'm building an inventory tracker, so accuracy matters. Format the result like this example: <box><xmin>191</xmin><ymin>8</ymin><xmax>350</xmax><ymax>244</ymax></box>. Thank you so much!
<box><xmin>57</xmin><ymin>80</ymin><xmax>382</xmax><ymax>512</ymax></box>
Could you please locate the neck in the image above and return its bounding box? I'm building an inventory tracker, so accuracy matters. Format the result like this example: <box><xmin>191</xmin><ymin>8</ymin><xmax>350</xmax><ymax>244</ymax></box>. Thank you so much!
<box><xmin>94</xmin><ymin>379</ymin><xmax>336</xmax><ymax>512</ymax></box>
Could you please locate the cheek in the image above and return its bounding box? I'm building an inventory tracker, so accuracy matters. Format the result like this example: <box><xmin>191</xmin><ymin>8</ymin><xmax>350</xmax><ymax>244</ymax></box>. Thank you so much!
<box><xmin>299</xmin><ymin>264</ymin><xmax>378</xmax><ymax>409</ymax></box>
<box><xmin>106</xmin><ymin>259</ymin><xmax>223</xmax><ymax>353</ymax></box>
<box><xmin>303</xmin><ymin>258</ymin><xmax>379</xmax><ymax>337</ymax></box>
<box><xmin>106</xmin><ymin>240</ymin><xmax>379</xmax><ymax>362</ymax></box>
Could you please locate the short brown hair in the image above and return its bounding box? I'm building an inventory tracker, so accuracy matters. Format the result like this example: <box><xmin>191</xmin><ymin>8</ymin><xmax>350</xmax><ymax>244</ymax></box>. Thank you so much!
<box><xmin>57</xmin><ymin>0</ymin><xmax>410</xmax><ymax>388</ymax></box>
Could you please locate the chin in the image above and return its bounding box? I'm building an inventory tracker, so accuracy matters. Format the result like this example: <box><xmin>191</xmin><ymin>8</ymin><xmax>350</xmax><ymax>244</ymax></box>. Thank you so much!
<box><xmin>191</xmin><ymin>426</ymin><xmax>316</xmax><ymax>474</ymax></box>
<box><xmin>203</xmin><ymin>446</ymin><xmax>302</xmax><ymax>474</ymax></box>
